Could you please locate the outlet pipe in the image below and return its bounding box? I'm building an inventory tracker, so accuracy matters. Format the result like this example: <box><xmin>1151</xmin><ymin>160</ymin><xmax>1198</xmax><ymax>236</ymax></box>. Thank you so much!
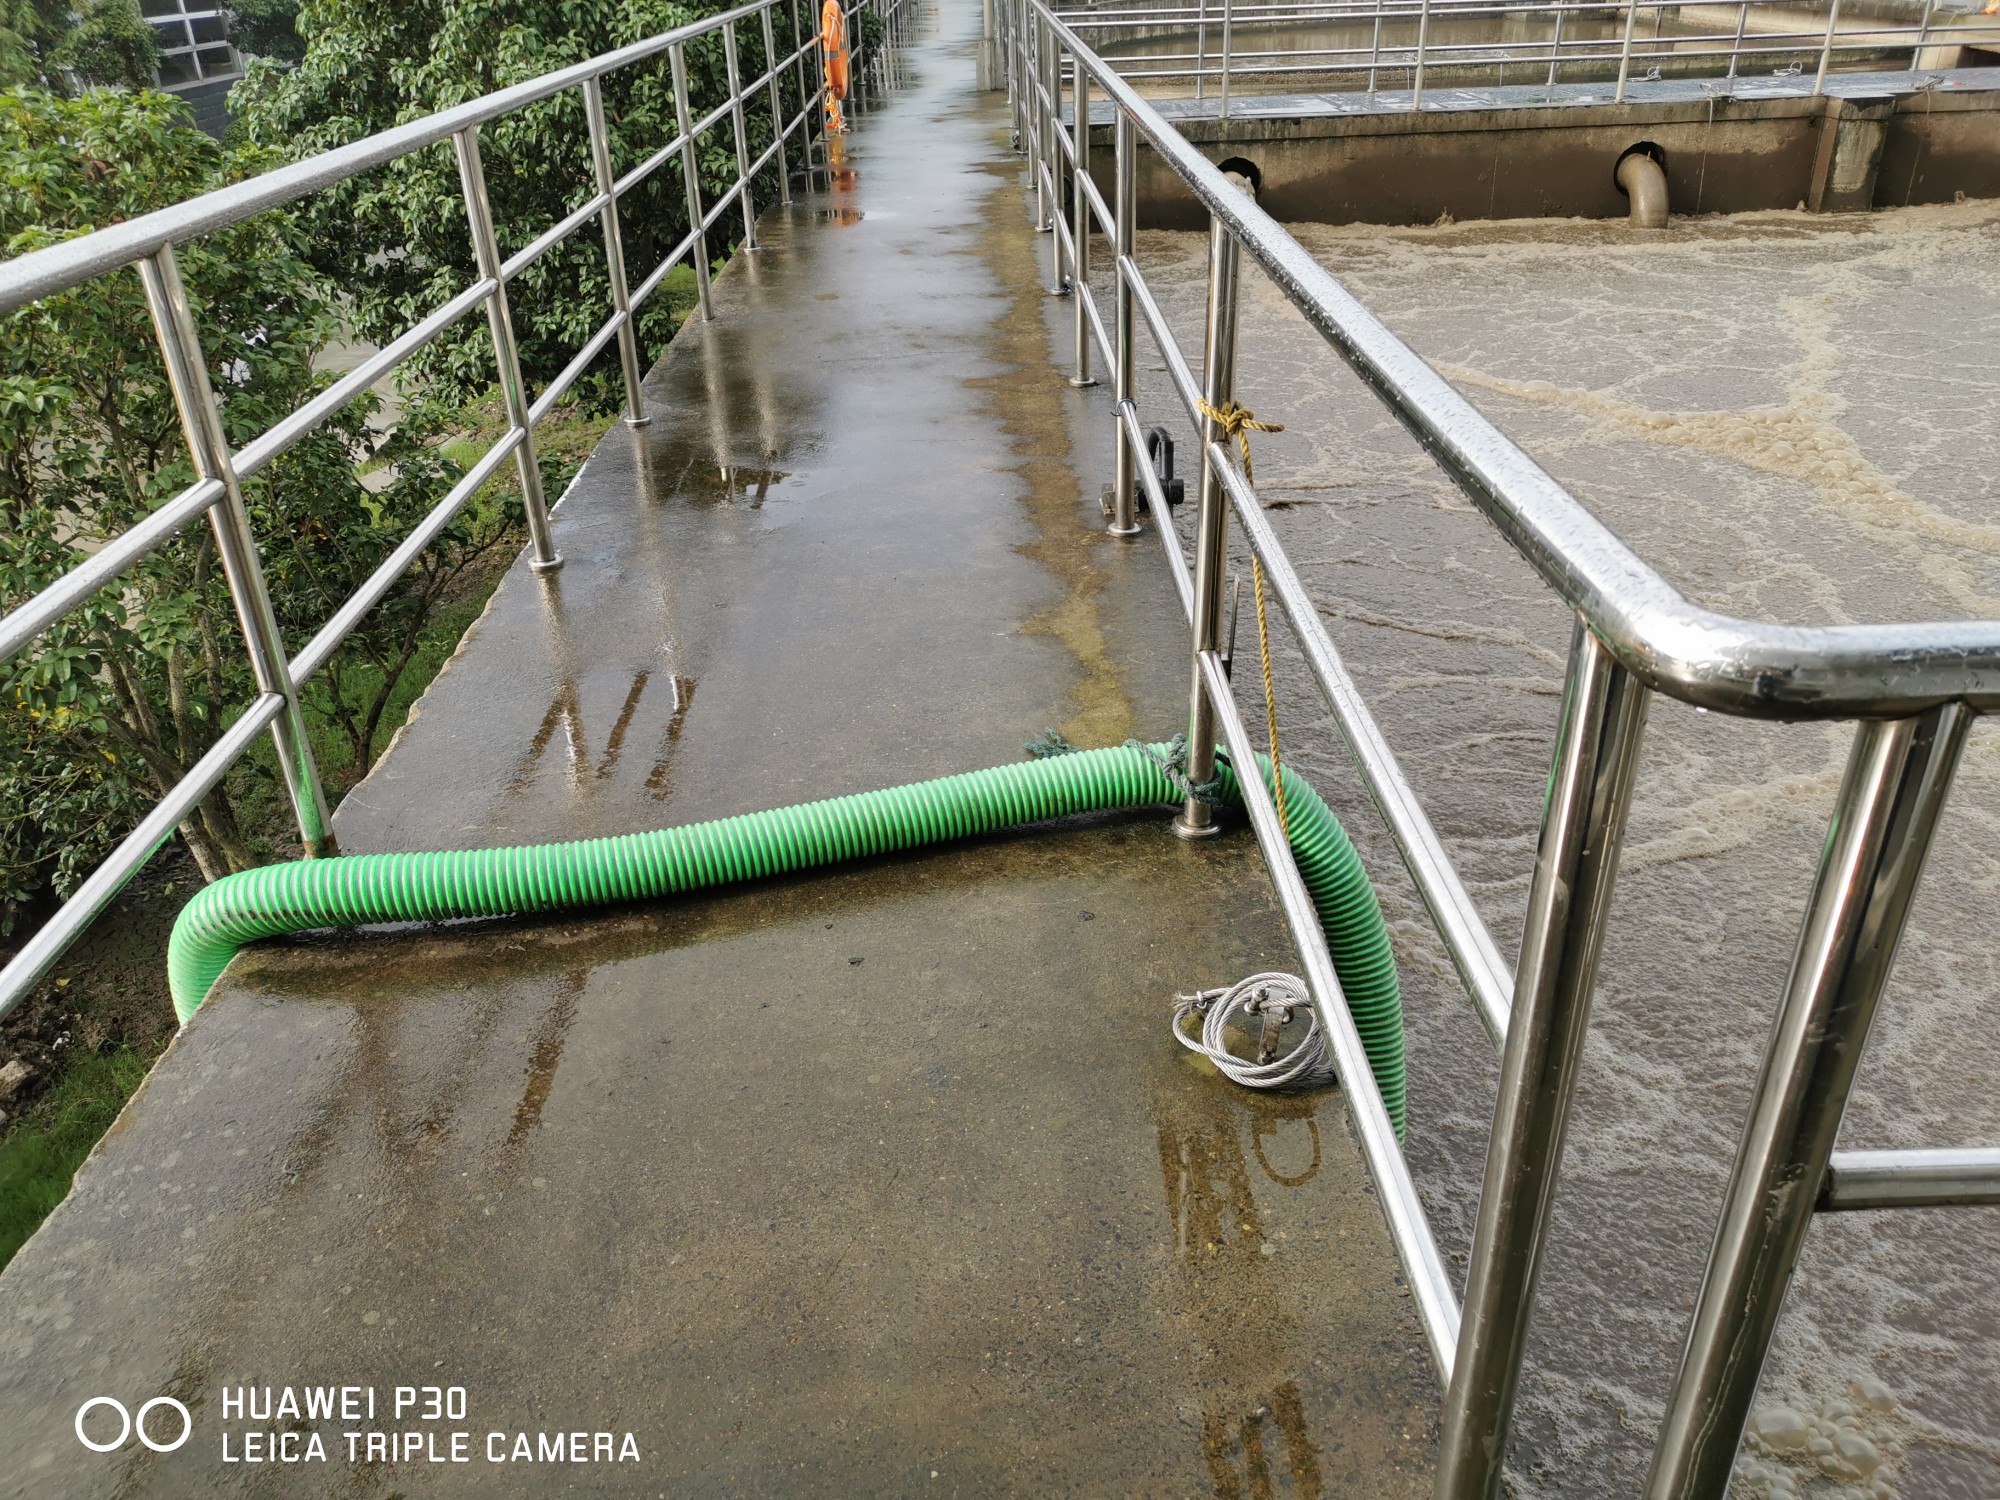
<box><xmin>1616</xmin><ymin>145</ymin><xmax>1670</xmax><ymax>228</ymax></box>
<box><xmin>169</xmin><ymin>741</ymin><xmax>1408</xmax><ymax>1134</ymax></box>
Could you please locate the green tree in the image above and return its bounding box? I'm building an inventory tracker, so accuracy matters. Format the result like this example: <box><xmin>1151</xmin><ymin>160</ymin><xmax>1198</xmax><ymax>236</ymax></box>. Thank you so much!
<box><xmin>0</xmin><ymin>0</ymin><xmax>157</xmax><ymax>92</ymax></box>
<box><xmin>0</xmin><ymin>87</ymin><xmax>512</xmax><ymax>930</ymax></box>
<box><xmin>224</xmin><ymin>0</ymin><xmax>304</xmax><ymax>64</ymax></box>
<box><xmin>231</xmin><ymin>0</ymin><xmax>795</xmax><ymax>412</ymax></box>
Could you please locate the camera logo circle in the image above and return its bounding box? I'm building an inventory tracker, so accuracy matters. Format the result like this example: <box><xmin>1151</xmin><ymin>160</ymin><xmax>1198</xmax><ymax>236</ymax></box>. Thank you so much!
<box><xmin>75</xmin><ymin>1396</ymin><xmax>192</xmax><ymax>1453</ymax></box>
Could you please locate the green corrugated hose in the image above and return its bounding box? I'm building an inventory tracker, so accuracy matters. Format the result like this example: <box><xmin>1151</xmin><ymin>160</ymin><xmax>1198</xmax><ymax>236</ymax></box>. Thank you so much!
<box><xmin>168</xmin><ymin>742</ymin><xmax>1405</xmax><ymax>1134</ymax></box>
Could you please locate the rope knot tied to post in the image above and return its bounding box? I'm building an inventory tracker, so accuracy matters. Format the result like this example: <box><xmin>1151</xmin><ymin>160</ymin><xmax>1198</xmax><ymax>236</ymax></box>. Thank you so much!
<box><xmin>1127</xmin><ymin>734</ymin><xmax>1227</xmax><ymax>806</ymax></box>
<box><xmin>1196</xmin><ymin>399</ymin><xmax>1283</xmax><ymax>483</ymax></box>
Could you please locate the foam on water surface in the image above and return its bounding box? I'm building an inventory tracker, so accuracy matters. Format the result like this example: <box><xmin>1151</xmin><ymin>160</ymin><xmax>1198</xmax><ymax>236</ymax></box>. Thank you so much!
<box><xmin>1109</xmin><ymin>200</ymin><xmax>2000</xmax><ymax>1497</ymax></box>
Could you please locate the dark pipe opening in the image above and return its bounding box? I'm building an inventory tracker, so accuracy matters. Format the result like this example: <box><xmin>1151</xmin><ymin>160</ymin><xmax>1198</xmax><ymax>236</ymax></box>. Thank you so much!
<box><xmin>1216</xmin><ymin>155</ymin><xmax>1263</xmax><ymax>196</ymax></box>
<box><xmin>1614</xmin><ymin>140</ymin><xmax>1668</xmax><ymax>194</ymax></box>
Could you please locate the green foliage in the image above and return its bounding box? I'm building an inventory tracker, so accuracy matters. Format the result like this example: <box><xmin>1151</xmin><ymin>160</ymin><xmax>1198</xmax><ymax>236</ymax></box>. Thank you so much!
<box><xmin>46</xmin><ymin>0</ymin><xmax>157</xmax><ymax>89</ymax></box>
<box><xmin>231</xmin><ymin>0</ymin><xmax>799</xmax><ymax>411</ymax></box>
<box><xmin>0</xmin><ymin>1043</ymin><xmax>153</xmax><ymax>1267</ymax></box>
<box><xmin>855</xmin><ymin>6</ymin><xmax>884</xmax><ymax>60</ymax></box>
<box><xmin>1</xmin><ymin>88</ymin><xmax>294</xmax><ymax>911</ymax></box>
<box><xmin>0</xmin><ymin>0</ymin><xmax>157</xmax><ymax>92</ymax></box>
<box><xmin>0</xmin><ymin>87</ymin><xmax>515</xmax><ymax>930</ymax></box>
<box><xmin>225</xmin><ymin>0</ymin><xmax>304</xmax><ymax>64</ymax></box>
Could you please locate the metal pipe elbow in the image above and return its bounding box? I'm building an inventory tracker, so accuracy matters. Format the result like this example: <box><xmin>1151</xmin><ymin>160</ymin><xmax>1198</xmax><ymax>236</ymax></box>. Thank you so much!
<box><xmin>1616</xmin><ymin>149</ymin><xmax>1669</xmax><ymax>229</ymax></box>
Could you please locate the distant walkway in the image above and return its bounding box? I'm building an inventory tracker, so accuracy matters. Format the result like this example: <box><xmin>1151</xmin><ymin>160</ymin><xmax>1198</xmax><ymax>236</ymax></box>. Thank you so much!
<box><xmin>0</xmin><ymin>3</ymin><xmax>1436</xmax><ymax>1494</ymax></box>
<box><xmin>1094</xmin><ymin>65</ymin><xmax>2000</xmax><ymax>124</ymax></box>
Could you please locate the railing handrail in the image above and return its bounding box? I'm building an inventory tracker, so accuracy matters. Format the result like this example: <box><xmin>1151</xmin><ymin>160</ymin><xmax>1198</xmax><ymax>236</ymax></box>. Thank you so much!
<box><xmin>0</xmin><ymin>0</ymin><xmax>912</xmax><ymax>1026</ymax></box>
<box><xmin>0</xmin><ymin>0</ymin><xmax>776</xmax><ymax>315</ymax></box>
<box><xmin>1006</xmin><ymin>3</ymin><xmax>1998</xmax><ymax>1493</ymax></box>
<box><xmin>1040</xmin><ymin>2</ymin><xmax>2000</xmax><ymax>718</ymax></box>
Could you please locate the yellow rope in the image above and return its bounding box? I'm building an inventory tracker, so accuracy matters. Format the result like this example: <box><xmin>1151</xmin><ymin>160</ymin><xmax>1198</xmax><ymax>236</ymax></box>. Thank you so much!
<box><xmin>1196</xmin><ymin>398</ymin><xmax>1289</xmax><ymax>839</ymax></box>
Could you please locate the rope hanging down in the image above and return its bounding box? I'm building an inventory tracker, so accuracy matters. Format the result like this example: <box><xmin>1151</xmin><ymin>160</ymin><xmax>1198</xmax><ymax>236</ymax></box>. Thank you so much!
<box><xmin>1196</xmin><ymin>398</ymin><xmax>1290</xmax><ymax>839</ymax></box>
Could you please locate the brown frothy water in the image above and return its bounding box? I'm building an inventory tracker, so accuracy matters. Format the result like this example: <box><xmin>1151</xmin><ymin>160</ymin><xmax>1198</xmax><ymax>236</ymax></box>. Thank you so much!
<box><xmin>1109</xmin><ymin>200</ymin><xmax>2000</xmax><ymax>1497</ymax></box>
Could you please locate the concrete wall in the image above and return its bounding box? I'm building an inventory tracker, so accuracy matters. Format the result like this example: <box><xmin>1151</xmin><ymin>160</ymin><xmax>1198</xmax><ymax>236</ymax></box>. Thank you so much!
<box><xmin>1877</xmin><ymin>90</ymin><xmax>2000</xmax><ymax>206</ymax></box>
<box><xmin>1087</xmin><ymin>88</ymin><xmax>2000</xmax><ymax>227</ymax></box>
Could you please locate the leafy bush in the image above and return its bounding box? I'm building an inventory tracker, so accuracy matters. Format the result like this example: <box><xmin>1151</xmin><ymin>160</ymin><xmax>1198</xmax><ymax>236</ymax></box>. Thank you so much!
<box><xmin>231</xmin><ymin>0</ymin><xmax>799</xmax><ymax>412</ymax></box>
<box><xmin>0</xmin><ymin>0</ymin><xmax>159</xmax><ymax>92</ymax></box>
<box><xmin>0</xmin><ymin>87</ymin><xmax>515</xmax><ymax>931</ymax></box>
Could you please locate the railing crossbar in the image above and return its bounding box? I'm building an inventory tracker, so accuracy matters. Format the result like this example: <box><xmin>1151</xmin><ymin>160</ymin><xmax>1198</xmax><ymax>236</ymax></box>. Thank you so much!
<box><xmin>1004</xmin><ymin>5</ymin><xmax>1997</xmax><ymax>1494</ymax></box>
<box><xmin>0</xmin><ymin>0</ymin><xmax>902</xmax><ymax>1028</ymax></box>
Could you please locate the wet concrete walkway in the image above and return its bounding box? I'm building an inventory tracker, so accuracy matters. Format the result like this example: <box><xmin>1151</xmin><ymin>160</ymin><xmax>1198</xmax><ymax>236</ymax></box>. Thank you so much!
<box><xmin>0</xmin><ymin>3</ymin><xmax>1435</xmax><ymax>1493</ymax></box>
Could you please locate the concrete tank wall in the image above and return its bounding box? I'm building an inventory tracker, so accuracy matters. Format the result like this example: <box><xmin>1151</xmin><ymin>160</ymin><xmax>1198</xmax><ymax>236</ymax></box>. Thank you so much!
<box><xmin>1085</xmin><ymin>87</ymin><xmax>2000</xmax><ymax>227</ymax></box>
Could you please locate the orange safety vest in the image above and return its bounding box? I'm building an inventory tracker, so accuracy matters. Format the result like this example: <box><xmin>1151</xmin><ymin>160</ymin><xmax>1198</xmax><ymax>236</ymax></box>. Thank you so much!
<box><xmin>821</xmin><ymin>0</ymin><xmax>850</xmax><ymax>100</ymax></box>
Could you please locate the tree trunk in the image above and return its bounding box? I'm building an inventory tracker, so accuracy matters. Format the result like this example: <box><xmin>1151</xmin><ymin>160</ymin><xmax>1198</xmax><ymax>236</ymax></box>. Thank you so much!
<box><xmin>193</xmin><ymin>789</ymin><xmax>259</xmax><ymax>874</ymax></box>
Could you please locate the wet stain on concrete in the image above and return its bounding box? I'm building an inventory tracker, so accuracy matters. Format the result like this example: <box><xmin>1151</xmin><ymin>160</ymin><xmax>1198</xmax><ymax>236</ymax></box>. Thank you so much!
<box><xmin>968</xmin><ymin>158</ymin><xmax>1136</xmax><ymax>750</ymax></box>
<box><xmin>0</xmin><ymin>7</ymin><xmax>1440</xmax><ymax>1494</ymax></box>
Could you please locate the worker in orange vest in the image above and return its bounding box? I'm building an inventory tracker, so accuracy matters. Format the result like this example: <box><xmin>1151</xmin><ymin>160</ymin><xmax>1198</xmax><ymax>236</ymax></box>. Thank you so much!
<box><xmin>821</xmin><ymin>0</ymin><xmax>850</xmax><ymax>133</ymax></box>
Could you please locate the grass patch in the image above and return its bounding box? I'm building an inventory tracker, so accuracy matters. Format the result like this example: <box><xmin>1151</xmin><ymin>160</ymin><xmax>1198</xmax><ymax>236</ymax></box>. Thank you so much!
<box><xmin>0</xmin><ymin>1045</ymin><xmax>156</xmax><ymax>1267</ymax></box>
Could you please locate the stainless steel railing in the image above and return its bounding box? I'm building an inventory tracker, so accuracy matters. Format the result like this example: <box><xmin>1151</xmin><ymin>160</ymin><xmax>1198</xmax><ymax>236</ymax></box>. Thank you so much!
<box><xmin>1053</xmin><ymin>0</ymin><xmax>2000</xmax><ymax>114</ymax></box>
<box><xmin>0</xmin><ymin>0</ymin><xmax>913</xmax><ymax>1025</ymax></box>
<box><xmin>1001</xmin><ymin>0</ymin><xmax>1998</xmax><ymax>1492</ymax></box>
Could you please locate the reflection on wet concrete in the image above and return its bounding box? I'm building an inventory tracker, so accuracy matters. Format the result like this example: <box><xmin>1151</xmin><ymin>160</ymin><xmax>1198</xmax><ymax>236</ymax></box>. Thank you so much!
<box><xmin>0</xmin><ymin>0</ymin><xmax>1440</xmax><ymax>1493</ymax></box>
<box><xmin>507</xmin><ymin>669</ymin><xmax>697</xmax><ymax>798</ymax></box>
<box><xmin>1152</xmin><ymin>1076</ymin><xmax>1369</xmax><ymax>1500</ymax></box>
<box><xmin>506</xmin><ymin>967</ymin><xmax>584</xmax><ymax>1146</ymax></box>
<box><xmin>1202</xmin><ymin>1382</ymin><xmax>1324</xmax><ymax>1500</ymax></box>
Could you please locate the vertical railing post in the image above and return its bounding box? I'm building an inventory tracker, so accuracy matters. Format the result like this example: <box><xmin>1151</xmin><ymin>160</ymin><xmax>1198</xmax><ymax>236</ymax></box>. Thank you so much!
<box><xmin>844</xmin><ymin>0</ymin><xmax>862</xmax><ymax>109</ymax></box>
<box><xmin>137</xmin><ymin>245</ymin><xmax>338</xmax><ymax>859</ymax></box>
<box><xmin>1047</xmin><ymin>30</ymin><xmax>1070</xmax><ymax>296</ymax></box>
<box><xmin>760</xmin><ymin>4</ymin><xmax>794</xmax><ymax>206</ymax></box>
<box><xmin>1069</xmin><ymin>56</ymin><xmax>1095</xmax><ymax>386</ymax></box>
<box><xmin>1046</xmin><ymin>24</ymin><xmax>1064</xmax><ymax>248</ymax></box>
<box><xmin>1108</xmin><ymin>108</ymin><xmax>1140</xmax><ymax>538</ymax></box>
<box><xmin>1413</xmin><ymin>0</ymin><xmax>1433</xmax><ymax>109</ymax></box>
<box><xmin>1910</xmin><ymin>0</ymin><xmax>1935</xmax><ymax>70</ymax></box>
<box><xmin>670</xmin><ymin>42</ymin><xmax>717</xmax><ymax>321</ymax></box>
<box><xmin>1432</xmin><ymin>620</ymin><xmax>1651</xmax><ymax>1500</ymax></box>
<box><xmin>1369</xmin><ymin>7</ymin><xmax>1382</xmax><ymax>94</ymax></box>
<box><xmin>1218</xmin><ymin>0</ymin><xmax>1234</xmax><ymax>118</ymax></box>
<box><xmin>1546</xmin><ymin>1</ymin><xmax>1564</xmax><ymax>89</ymax></box>
<box><xmin>789</xmin><ymin>0</ymin><xmax>818</xmax><ymax>177</ymax></box>
<box><xmin>1644</xmin><ymin>702</ymin><xmax>1971</xmax><ymax>1499</ymax></box>
<box><xmin>1009</xmin><ymin>0</ymin><xmax>1026</xmax><ymax>146</ymax></box>
<box><xmin>582</xmin><ymin>78</ymin><xmax>651</xmax><ymax>429</ymax></box>
<box><xmin>1615</xmin><ymin>0</ymin><xmax>1640</xmax><ymax>101</ymax></box>
<box><xmin>452</xmin><ymin>127</ymin><xmax>564</xmax><ymax>574</ymax></box>
<box><xmin>1195</xmin><ymin>0</ymin><xmax>1209</xmax><ymax>100</ymax></box>
<box><xmin>1813</xmin><ymin>0</ymin><xmax>1843</xmax><ymax>95</ymax></box>
<box><xmin>1174</xmin><ymin>214</ymin><xmax>1241</xmax><ymax>841</ymax></box>
<box><xmin>1032</xmin><ymin>10</ymin><xmax>1051</xmax><ymax>229</ymax></box>
<box><xmin>1728</xmin><ymin>0</ymin><xmax>1747</xmax><ymax>79</ymax></box>
<box><xmin>723</xmin><ymin>20</ymin><xmax>760</xmax><ymax>250</ymax></box>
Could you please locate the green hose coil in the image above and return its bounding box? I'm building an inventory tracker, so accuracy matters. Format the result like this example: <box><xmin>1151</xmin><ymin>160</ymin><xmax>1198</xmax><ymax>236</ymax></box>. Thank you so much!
<box><xmin>168</xmin><ymin>742</ymin><xmax>1406</xmax><ymax>1134</ymax></box>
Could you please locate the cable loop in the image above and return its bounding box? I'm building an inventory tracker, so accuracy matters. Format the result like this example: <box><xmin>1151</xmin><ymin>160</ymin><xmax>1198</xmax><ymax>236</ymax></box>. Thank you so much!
<box><xmin>1171</xmin><ymin>971</ymin><xmax>1337</xmax><ymax>1092</ymax></box>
